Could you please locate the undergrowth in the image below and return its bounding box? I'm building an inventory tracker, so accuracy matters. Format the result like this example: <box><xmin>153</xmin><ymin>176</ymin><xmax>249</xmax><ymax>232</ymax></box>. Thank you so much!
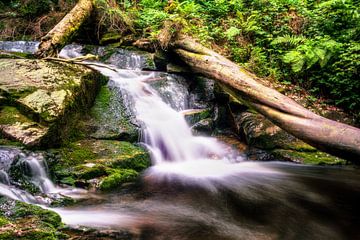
<box><xmin>93</xmin><ymin>0</ymin><xmax>359</xmax><ymax>119</ymax></box>
<box><xmin>1</xmin><ymin>0</ymin><xmax>359</xmax><ymax>119</ymax></box>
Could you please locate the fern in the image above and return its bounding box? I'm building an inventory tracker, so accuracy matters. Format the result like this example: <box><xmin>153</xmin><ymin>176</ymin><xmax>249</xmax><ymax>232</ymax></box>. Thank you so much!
<box><xmin>282</xmin><ymin>38</ymin><xmax>342</xmax><ymax>72</ymax></box>
<box><xmin>271</xmin><ymin>35</ymin><xmax>307</xmax><ymax>47</ymax></box>
<box><xmin>225</xmin><ymin>27</ymin><xmax>241</xmax><ymax>40</ymax></box>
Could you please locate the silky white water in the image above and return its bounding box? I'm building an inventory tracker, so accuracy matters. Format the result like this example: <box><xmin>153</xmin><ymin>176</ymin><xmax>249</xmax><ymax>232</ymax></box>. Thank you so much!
<box><xmin>87</xmin><ymin>64</ymin><xmax>271</xmax><ymax>181</ymax></box>
<box><xmin>1</xmin><ymin>44</ymin><xmax>359</xmax><ymax>239</ymax></box>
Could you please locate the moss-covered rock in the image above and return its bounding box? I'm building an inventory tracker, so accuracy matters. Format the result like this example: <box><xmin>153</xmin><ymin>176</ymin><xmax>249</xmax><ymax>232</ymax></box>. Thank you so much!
<box><xmin>271</xmin><ymin>150</ymin><xmax>346</xmax><ymax>165</ymax></box>
<box><xmin>82</xmin><ymin>85</ymin><xmax>139</xmax><ymax>141</ymax></box>
<box><xmin>0</xmin><ymin>107</ymin><xmax>48</xmax><ymax>146</ymax></box>
<box><xmin>0</xmin><ymin>59</ymin><xmax>106</xmax><ymax>148</ymax></box>
<box><xmin>49</xmin><ymin>140</ymin><xmax>150</xmax><ymax>190</ymax></box>
<box><xmin>0</xmin><ymin>197</ymin><xmax>66</xmax><ymax>240</ymax></box>
<box><xmin>236</xmin><ymin>111</ymin><xmax>346</xmax><ymax>165</ymax></box>
<box><xmin>99</xmin><ymin>169</ymin><xmax>138</xmax><ymax>191</ymax></box>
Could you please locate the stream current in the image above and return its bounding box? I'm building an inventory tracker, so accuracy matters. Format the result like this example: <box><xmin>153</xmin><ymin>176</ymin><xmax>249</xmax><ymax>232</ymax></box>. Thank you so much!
<box><xmin>0</xmin><ymin>42</ymin><xmax>360</xmax><ymax>239</ymax></box>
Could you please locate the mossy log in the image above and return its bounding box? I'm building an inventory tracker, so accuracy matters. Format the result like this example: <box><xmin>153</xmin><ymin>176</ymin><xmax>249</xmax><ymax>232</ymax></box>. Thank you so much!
<box><xmin>172</xmin><ymin>37</ymin><xmax>360</xmax><ymax>162</ymax></box>
<box><xmin>35</xmin><ymin>0</ymin><xmax>93</xmax><ymax>58</ymax></box>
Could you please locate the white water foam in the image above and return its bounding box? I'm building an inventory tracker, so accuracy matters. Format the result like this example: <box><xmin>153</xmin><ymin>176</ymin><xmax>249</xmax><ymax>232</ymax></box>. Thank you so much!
<box><xmin>87</xmin><ymin>64</ymin><xmax>282</xmax><ymax>181</ymax></box>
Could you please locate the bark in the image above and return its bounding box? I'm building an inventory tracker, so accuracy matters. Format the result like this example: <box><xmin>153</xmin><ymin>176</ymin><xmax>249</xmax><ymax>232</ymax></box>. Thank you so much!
<box><xmin>172</xmin><ymin>37</ymin><xmax>360</xmax><ymax>161</ymax></box>
<box><xmin>35</xmin><ymin>0</ymin><xmax>93</xmax><ymax>58</ymax></box>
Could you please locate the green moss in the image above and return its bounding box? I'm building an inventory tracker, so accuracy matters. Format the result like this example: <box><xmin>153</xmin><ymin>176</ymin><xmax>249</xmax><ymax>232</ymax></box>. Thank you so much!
<box><xmin>87</xmin><ymin>85</ymin><xmax>138</xmax><ymax>141</ymax></box>
<box><xmin>103</xmin><ymin>141</ymin><xmax>151</xmax><ymax>171</ymax></box>
<box><xmin>272</xmin><ymin>149</ymin><xmax>346</xmax><ymax>165</ymax></box>
<box><xmin>110</xmin><ymin>152</ymin><xmax>151</xmax><ymax>171</ymax></box>
<box><xmin>58</xmin><ymin>142</ymin><xmax>97</xmax><ymax>167</ymax></box>
<box><xmin>0</xmin><ymin>216</ymin><xmax>9</xmax><ymax>226</ymax></box>
<box><xmin>75</xmin><ymin>164</ymin><xmax>107</xmax><ymax>180</ymax></box>
<box><xmin>0</xmin><ymin>52</ymin><xmax>35</xmax><ymax>59</ymax></box>
<box><xmin>0</xmin><ymin>229</ymin><xmax>58</xmax><ymax>240</ymax></box>
<box><xmin>185</xmin><ymin>109</ymin><xmax>211</xmax><ymax>125</ymax></box>
<box><xmin>50</xmin><ymin>196</ymin><xmax>76</xmax><ymax>208</ymax></box>
<box><xmin>50</xmin><ymin>140</ymin><xmax>150</xmax><ymax>189</ymax></box>
<box><xmin>100</xmin><ymin>32</ymin><xmax>122</xmax><ymax>45</ymax></box>
<box><xmin>284</xmin><ymin>141</ymin><xmax>317</xmax><ymax>152</ymax></box>
<box><xmin>91</xmin><ymin>86</ymin><xmax>112</xmax><ymax>119</ymax></box>
<box><xmin>100</xmin><ymin>169</ymin><xmax>139</xmax><ymax>191</ymax></box>
<box><xmin>0</xmin><ymin>198</ymin><xmax>64</xmax><ymax>240</ymax></box>
<box><xmin>11</xmin><ymin>202</ymin><xmax>62</xmax><ymax>228</ymax></box>
<box><xmin>0</xmin><ymin>106</ymin><xmax>31</xmax><ymax>125</ymax></box>
<box><xmin>59</xmin><ymin>176</ymin><xmax>76</xmax><ymax>186</ymax></box>
<box><xmin>0</xmin><ymin>138</ymin><xmax>23</xmax><ymax>146</ymax></box>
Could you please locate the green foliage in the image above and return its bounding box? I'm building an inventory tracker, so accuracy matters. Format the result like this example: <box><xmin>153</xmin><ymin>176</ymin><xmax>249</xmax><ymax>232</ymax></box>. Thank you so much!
<box><xmin>136</xmin><ymin>8</ymin><xmax>169</xmax><ymax>29</ymax></box>
<box><xmin>121</xmin><ymin>0</ymin><xmax>359</xmax><ymax>113</ymax></box>
<box><xmin>4</xmin><ymin>0</ymin><xmax>57</xmax><ymax>19</ymax></box>
<box><xmin>138</xmin><ymin>0</ymin><xmax>167</xmax><ymax>9</ymax></box>
<box><xmin>282</xmin><ymin>37</ymin><xmax>342</xmax><ymax>72</ymax></box>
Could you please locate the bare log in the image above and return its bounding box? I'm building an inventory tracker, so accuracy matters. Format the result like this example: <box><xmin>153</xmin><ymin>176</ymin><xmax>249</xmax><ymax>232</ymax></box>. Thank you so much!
<box><xmin>172</xmin><ymin>37</ymin><xmax>360</xmax><ymax>161</ymax></box>
<box><xmin>35</xmin><ymin>0</ymin><xmax>93</xmax><ymax>58</ymax></box>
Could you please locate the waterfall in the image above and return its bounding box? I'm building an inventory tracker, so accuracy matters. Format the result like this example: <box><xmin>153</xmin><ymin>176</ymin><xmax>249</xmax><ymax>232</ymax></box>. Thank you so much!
<box><xmin>0</xmin><ymin>41</ymin><xmax>39</xmax><ymax>53</ymax></box>
<box><xmin>0</xmin><ymin>148</ymin><xmax>61</xmax><ymax>203</ymax></box>
<box><xmin>86</xmin><ymin>65</ymin><xmax>269</xmax><ymax>181</ymax></box>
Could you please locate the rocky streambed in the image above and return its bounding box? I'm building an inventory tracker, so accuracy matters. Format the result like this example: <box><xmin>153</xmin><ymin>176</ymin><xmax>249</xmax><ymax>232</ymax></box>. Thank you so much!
<box><xmin>0</xmin><ymin>43</ymin><xmax>355</xmax><ymax>239</ymax></box>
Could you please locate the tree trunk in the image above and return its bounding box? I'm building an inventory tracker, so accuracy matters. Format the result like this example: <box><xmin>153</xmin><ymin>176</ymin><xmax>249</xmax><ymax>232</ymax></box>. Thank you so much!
<box><xmin>35</xmin><ymin>0</ymin><xmax>93</xmax><ymax>58</ymax></box>
<box><xmin>172</xmin><ymin>37</ymin><xmax>360</xmax><ymax>162</ymax></box>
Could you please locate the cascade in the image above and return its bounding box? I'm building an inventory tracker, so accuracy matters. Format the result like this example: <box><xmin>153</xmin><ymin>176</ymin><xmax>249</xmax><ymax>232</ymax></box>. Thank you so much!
<box><xmin>0</xmin><ymin>43</ymin><xmax>359</xmax><ymax>239</ymax></box>
<box><xmin>0</xmin><ymin>148</ymin><xmax>57</xmax><ymax>203</ymax></box>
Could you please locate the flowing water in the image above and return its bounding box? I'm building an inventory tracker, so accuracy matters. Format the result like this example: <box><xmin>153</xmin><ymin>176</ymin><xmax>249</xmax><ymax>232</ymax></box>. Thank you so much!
<box><xmin>0</xmin><ymin>42</ymin><xmax>360</xmax><ymax>239</ymax></box>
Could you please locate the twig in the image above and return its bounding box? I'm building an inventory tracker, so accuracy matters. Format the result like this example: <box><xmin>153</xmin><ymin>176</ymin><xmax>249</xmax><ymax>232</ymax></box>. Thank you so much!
<box><xmin>43</xmin><ymin>55</ymin><xmax>119</xmax><ymax>72</ymax></box>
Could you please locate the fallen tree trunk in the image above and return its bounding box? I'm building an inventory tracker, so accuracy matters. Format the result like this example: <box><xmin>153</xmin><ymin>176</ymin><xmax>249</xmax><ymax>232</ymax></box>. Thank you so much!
<box><xmin>35</xmin><ymin>0</ymin><xmax>93</xmax><ymax>57</ymax></box>
<box><xmin>172</xmin><ymin>37</ymin><xmax>360</xmax><ymax>161</ymax></box>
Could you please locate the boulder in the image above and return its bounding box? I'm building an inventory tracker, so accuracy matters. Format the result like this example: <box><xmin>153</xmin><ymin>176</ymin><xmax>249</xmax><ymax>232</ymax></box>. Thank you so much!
<box><xmin>49</xmin><ymin>139</ymin><xmax>150</xmax><ymax>191</ymax></box>
<box><xmin>0</xmin><ymin>197</ymin><xmax>64</xmax><ymax>240</ymax></box>
<box><xmin>236</xmin><ymin>111</ymin><xmax>346</xmax><ymax>165</ymax></box>
<box><xmin>81</xmin><ymin>85</ymin><xmax>139</xmax><ymax>141</ymax></box>
<box><xmin>0</xmin><ymin>59</ymin><xmax>105</xmax><ymax>148</ymax></box>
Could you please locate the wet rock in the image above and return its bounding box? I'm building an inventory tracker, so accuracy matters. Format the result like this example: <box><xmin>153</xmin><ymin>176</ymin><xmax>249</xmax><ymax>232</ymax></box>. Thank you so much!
<box><xmin>191</xmin><ymin>118</ymin><xmax>214</xmax><ymax>134</ymax></box>
<box><xmin>0</xmin><ymin>146</ymin><xmax>22</xmax><ymax>173</ymax></box>
<box><xmin>63</xmin><ymin>226</ymin><xmax>133</xmax><ymax>240</ymax></box>
<box><xmin>0</xmin><ymin>59</ymin><xmax>105</xmax><ymax>147</ymax></box>
<box><xmin>236</xmin><ymin>111</ymin><xmax>346</xmax><ymax>165</ymax></box>
<box><xmin>60</xmin><ymin>44</ymin><xmax>156</xmax><ymax>70</ymax></box>
<box><xmin>82</xmin><ymin>85</ymin><xmax>139</xmax><ymax>142</ymax></box>
<box><xmin>166</xmin><ymin>63</ymin><xmax>190</xmax><ymax>73</ymax></box>
<box><xmin>182</xmin><ymin>109</ymin><xmax>214</xmax><ymax>133</ymax></box>
<box><xmin>105</xmin><ymin>48</ymin><xmax>155</xmax><ymax>70</ymax></box>
<box><xmin>99</xmin><ymin>169</ymin><xmax>138</xmax><ymax>191</ymax></box>
<box><xmin>153</xmin><ymin>50</ymin><xmax>169</xmax><ymax>71</ymax></box>
<box><xmin>236</xmin><ymin>111</ymin><xmax>299</xmax><ymax>150</ymax></box>
<box><xmin>0</xmin><ymin>196</ymin><xmax>65</xmax><ymax>240</ymax></box>
<box><xmin>188</xmin><ymin>76</ymin><xmax>216</xmax><ymax>109</ymax></box>
<box><xmin>0</xmin><ymin>41</ymin><xmax>39</xmax><ymax>54</ymax></box>
<box><xmin>49</xmin><ymin>140</ymin><xmax>150</xmax><ymax>191</ymax></box>
<box><xmin>149</xmin><ymin>74</ymin><xmax>190</xmax><ymax>111</ymax></box>
<box><xmin>183</xmin><ymin>109</ymin><xmax>211</xmax><ymax>126</ymax></box>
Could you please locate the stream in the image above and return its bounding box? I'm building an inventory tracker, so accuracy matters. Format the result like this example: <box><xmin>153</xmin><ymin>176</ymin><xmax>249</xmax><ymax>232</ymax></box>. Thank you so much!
<box><xmin>0</xmin><ymin>42</ymin><xmax>360</xmax><ymax>239</ymax></box>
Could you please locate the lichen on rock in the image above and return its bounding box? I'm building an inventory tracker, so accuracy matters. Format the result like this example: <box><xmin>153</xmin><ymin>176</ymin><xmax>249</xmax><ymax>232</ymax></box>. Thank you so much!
<box><xmin>0</xmin><ymin>58</ymin><xmax>106</xmax><ymax>148</ymax></box>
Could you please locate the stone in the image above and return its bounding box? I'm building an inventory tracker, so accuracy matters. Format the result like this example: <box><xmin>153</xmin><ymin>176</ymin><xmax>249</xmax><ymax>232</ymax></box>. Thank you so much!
<box><xmin>82</xmin><ymin>85</ymin><xmax>139</xmax><ymax>142</ymax></box>
<box><xmin>49</xmin><ymin>140</ymin><xmax>150</xmax><ymax>190</ymax></box>
<box><xmin>235</xmin><ymin>111</ymin><xmax>346</xmax><ymax>165</ymax></box>
<box><xmin>166</xmin><ymin>63</ymin><xmax>190</xmax><ymax>73</ymax></box>
<box><xmin>0</xmin><ymin>197</ymin><xmax>64</xmax><ymax>240</ymax></box>
<box><xmin>0</xmin><ymin>59</ymin><xmax>105</xmax><ymax>147</ymax></box>
<box><xmin>149</xmin><ymin>73</ymin><xmax>190</xmax><ymax>111</ymax></box>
